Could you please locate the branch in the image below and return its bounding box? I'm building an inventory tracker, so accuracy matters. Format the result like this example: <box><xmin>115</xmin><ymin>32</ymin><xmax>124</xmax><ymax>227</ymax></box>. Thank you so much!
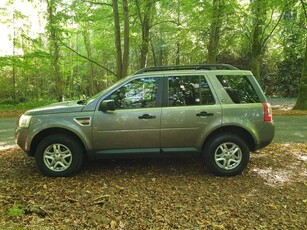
<box><xmin>56</xmin><ymin>37</ymin><xmax>118</xmax><ymax>78</ymax></box>
<box><xmin>261</xmin><ymin>5</ymin><xmax>286</xmax><ymax>48</ymax></box>
<box><xmin>151</xmin><ymin>20</ymin><xmax>179</xmax><ymax>28</ymax></box>
<box><xmin>135</xmin><ymin>0</ymin><xmax>143</xmax><ymax>25</ymax></box>
<box><xmin>261</xmin><ymin>9</ymin><xmax>275</xmax><ymax>42</ymax></box>
<box><xmin>300</xmin><ymin>0</ymin><xmax>307</xmax><ymax>20</ymax></box>
<box><xmin>84</xmin><ymin>1</ymin><xmax>112</xmax><ymax>7</ymax></box>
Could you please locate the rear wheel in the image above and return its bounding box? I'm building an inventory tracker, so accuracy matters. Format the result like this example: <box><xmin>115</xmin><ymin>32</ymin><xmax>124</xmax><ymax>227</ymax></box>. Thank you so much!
<box><xmin>35</xmin><ymin>134</ymin><xmax>84</xmax><ymax>177</ymax></box>
<box><xmin>203</xmin><ymin>134</ymin><xmax>250</xmax><ymax>176</ymax></box>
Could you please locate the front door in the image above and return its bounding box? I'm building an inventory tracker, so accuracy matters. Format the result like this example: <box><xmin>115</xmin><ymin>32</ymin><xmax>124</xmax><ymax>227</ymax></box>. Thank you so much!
<box><xmin>92</xmin><ymin>77</ymin><xmax>162</xmax><ymax>154</ymax></box>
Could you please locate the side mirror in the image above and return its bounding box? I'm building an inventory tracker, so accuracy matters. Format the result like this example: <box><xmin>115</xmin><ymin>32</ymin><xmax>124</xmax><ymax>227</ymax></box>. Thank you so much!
<box><xmin>99</xmin><ymin>100</ymin><xmax>115</xmax><ymax>112</ymax></box>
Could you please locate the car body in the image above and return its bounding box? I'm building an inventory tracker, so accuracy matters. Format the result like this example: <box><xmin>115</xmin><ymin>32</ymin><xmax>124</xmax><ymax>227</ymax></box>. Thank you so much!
<box><xmin>15</xmin><ymin>64</ymin><xmax>275</xmax><ymax>177</ymax></box>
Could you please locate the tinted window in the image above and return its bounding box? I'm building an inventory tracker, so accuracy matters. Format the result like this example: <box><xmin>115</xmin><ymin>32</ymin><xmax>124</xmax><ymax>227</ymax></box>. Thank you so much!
<box><xmin>107</xmin><ymin>78</ymin><xmax>159</xmax><ymax>109</ymax></box>
<box><xmin>217</xmin><ymin>75</ymin><xmax>260</xmax><ymax>103</ymax></box>
<box><xmin>168</xmin><ymin>75</ymin><xmax>215</xmax><ymax>106</ymax></box>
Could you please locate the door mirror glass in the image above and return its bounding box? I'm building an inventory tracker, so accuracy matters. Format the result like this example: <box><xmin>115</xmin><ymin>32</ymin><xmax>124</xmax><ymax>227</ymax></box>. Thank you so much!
<box><xmin>99</xmin><ymin>100</ymin><xmax>115</xmax><ymax>112</ymax></box>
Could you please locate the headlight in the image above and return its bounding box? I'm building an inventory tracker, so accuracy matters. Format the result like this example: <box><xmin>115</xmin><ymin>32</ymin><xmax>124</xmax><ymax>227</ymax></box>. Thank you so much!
<box><xmin>19</xmin><ymin>115</ymin><xmax>32</xmax><ymax>128</ymax></box>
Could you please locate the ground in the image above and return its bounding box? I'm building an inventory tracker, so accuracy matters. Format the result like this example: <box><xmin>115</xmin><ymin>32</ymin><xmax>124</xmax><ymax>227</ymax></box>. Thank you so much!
<box><xmin>0</xmin><ymin>144</ymin><xmax>306</xmax><ymax>229</ymax></box>
<box><xmin>1</xmin><ymin>99</ymin><xmax>306</xmax><ymax>229</ymax></box>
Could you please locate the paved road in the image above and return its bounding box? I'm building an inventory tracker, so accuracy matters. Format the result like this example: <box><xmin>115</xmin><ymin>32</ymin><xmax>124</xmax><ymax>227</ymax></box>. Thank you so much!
<box><xmin>273</xmin><ymin>116</ymin><xmax>307</xmax><ymax>143</ymax></box>
<box><xmin>0</xmin><ymin>116</ymin><xmax>306</xmax><ymax>147</ymax></box>
<box><xmin>0</xmin><ymin>118</ymin><xmax>16</xmax><ymax>147</ymax></box>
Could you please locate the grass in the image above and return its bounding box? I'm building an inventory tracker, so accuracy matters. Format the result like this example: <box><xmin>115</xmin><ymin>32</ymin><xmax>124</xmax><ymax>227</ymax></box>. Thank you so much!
<box><xmin>0</xmin><ymin>100</ymin><xmax>56</xmax><ymax>111</ymax></box>
<box><xmin>273</xmin><ymin>109</ymin><xmax>307</xmax><ymax>116</ymax></box>
<box><xmin>8</xmin><ymin>203</ymin><xmax>25</xmax><ymax>217</ymax></box>
<box><xmin>0</xmin><ymin>100</ymin><xmax>56</xmax><ymax>118</ymax></box>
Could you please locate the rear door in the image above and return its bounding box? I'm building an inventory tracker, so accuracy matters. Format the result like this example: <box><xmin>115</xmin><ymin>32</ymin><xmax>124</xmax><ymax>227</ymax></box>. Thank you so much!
<box><xmin>160</xmin><ymin>74</ymin><xmax>222</xmax><ymax>152</ymax></box>
<box><xmin>92</xmin><ymin>76</ymin><xmax>162</xmax><ymax>154</ymax></box>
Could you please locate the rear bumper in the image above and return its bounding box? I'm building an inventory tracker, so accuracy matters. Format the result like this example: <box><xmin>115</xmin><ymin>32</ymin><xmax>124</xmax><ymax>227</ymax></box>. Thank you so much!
<box><xmin>255</xmin><ymin>121</ymin><xmax>275</xmax><ymax>150</ymax></box>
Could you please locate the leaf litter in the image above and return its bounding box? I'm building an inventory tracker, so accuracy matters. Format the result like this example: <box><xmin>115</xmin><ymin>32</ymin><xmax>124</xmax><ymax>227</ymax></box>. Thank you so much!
<box><xmin>0</xmin><ymin>144</ymin><xmax>306</xmax><ymax>229</ymax></box>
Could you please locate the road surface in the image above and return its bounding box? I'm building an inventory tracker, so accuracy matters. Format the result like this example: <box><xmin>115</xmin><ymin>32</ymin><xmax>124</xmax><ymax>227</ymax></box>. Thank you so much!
<box><xmin>0</xmin><ymin>118</ymin><xmax>16</xmax><ymax>147</ymax></box>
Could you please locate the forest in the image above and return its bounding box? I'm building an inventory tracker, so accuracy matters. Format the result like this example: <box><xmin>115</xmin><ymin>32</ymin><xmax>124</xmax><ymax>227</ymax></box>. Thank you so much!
<box><xmin>0</xmin><ymin>0</ymin><xmax>306</xmax><ymax>109</ymax></box>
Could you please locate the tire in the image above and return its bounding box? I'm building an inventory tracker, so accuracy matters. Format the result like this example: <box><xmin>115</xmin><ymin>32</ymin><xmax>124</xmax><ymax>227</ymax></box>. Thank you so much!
<box><xmin>203</xmin><ymin>134</ymin><xmax>250</xmax><ymax>176</ymax></box>
<box><xmin>35</xmin><ymin>134</ymin><xmax>84</xmax><ymax>177</ymax></box>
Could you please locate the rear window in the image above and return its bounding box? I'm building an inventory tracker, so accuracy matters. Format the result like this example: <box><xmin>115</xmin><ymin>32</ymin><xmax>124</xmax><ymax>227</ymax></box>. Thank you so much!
<box><xmin>168</xmin><ymin>75</ymin><xmax>215</xmax><ymax>106</ymax></box>
<box><xmin>217</xmin><ymin>75</ymin><xmax>260</xmax><ymax>103</ymax></box>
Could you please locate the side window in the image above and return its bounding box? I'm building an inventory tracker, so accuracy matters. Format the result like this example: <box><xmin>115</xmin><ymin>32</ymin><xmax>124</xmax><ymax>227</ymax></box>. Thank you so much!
<box><xmin>216</xmin><ymin>75</ymin><xmax>260</xmax><ymax>103</ymax></box>
<box><xmin>106</xmin><ymin>77</ymin><xmax>159</xmax><ymax>109</ymax></box>
<box><xmin>168</xmin><ymin>75</ymin><xmax>215</xmax><ymax>106</ymax></box>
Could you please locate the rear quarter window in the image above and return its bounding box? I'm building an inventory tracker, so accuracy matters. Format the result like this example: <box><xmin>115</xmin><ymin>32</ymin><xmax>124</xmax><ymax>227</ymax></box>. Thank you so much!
<box><xmin>216</xmin><ymin>75</ymin><xmax>261</xmax><ymax>103</ymax></box>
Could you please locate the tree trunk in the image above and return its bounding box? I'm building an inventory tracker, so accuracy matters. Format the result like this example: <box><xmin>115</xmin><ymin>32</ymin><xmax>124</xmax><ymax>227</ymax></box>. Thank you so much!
<box><xmin>294</xmin><ymin>41</ymin><xmax>307</xmax><ymax>110</ymax></box>
<box><xmin>175</xmin><ymin>1</ymin><xmax>180</xmax><ymax>65</ymax></box>
<box><xmin>83</xmin><ymin>30</ymin><xmax>95</xmax><ymax>95</ymax></box>
<box><xmin>136</xmin><ymin>0</ymin><xmax>154</xmax><ymax>68</ymax></box>
<box><xmin>150</xmin><ymin>39</ymin><xmax>157</xmax><ymax>66</ymax></box>
<box><xmin>140</xmin><ymin>17</ymin><xmax>150</xmax><ymax>68</ymax></box>
<box><xmin>250</xmin><ymin>0</ymin><xmax>266</xmax><ymax>80</ymax></box>
<box><xmin>47</xmin><ymin>0</ymin><xmax>63</xmax><ymax>102</ymax></box>
<box><xmin>112</xmin><ymin>0</ymin><xmax>123</xmax><ymax>79</ymax></box>
<box><xmin>122</xmin><ymin>0</ymin><xmax>129</xmax><ymax>77</ymax></box>
<box><xmin>12</xmin><ymin>11</ymin><xmax>17</xmax><ymax>105</ymax></box>
<box><xmin>207</xmin><ymin>0</ymin><xmax>223</xmax><ymax>64</ymax></box>
<box><xmin>12</xmin><ymin>15</ymin><xmax>16</xmax><ymax>105</ymax></box>
<box><xmin>251</xmin><ymin>46</ymin><xmax>261</xmax><ymax>80</ymax></box>
<box><xmin>293</xmin><ymin>0</ymin><xmax>307</xmax><ymax>110</ymax></box>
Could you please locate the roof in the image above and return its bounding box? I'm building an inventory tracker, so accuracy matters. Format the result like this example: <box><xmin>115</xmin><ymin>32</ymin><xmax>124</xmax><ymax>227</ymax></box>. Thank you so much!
<box><xmin>133</xmin><ymin>64</ymin><xmax>239</xmax><ymax>75</ymax></box>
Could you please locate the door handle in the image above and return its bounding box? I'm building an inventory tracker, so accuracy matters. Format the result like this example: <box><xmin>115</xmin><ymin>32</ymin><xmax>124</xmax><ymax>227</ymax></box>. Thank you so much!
<box><xmin>139</xmin><ymin>114</ymin><xmax>156</xmax><ymax>119</ymax></box>
<box><xmin>196</xmin><ymin>111</ymin><xmax>214</xmax><ymax>117</ymax></box>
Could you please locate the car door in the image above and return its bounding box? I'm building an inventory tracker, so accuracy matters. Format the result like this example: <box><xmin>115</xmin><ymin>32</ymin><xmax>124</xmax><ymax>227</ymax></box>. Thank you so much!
<box><xmin>160</xmin><ymin>74</ymin><xmax>222</xmax><ymax>152</ymax></box>
<box><xmin>92</xmin><ymin>76</ymin><xmax>162</xmax><ymax>154</ymax></box>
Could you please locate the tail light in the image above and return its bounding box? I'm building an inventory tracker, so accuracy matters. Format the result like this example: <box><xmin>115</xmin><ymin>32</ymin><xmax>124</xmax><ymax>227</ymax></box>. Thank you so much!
<box><xmin>262</xmin><ymin>103</ymin><xmax>273</xmax><ymax>122</ymax></box>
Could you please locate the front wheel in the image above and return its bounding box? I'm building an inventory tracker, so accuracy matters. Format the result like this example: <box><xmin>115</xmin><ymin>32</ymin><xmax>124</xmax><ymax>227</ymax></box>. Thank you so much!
<box><xmin>203</xmin><ymin>134</ymin><xmax>250</xmax><ymax>176</ymax></box>
<box><xmin>35</xmin><ymin>134</ymin><xmax>84</xmax><ymax>177</ymax></box>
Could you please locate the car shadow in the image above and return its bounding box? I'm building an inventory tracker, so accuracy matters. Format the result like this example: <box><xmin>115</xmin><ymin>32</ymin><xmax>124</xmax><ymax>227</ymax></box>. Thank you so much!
<box><xmin>80</xmin><ymin>156</ymin><xmax>208</xmax><ymax>177</ymax></box>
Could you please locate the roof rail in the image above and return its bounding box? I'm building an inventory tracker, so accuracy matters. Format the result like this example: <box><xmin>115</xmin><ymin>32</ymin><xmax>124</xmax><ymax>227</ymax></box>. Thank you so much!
<box><xmin>133</xmin><ymin>64</ymin><xmax>238</xmax><ymax>75</ymax></box>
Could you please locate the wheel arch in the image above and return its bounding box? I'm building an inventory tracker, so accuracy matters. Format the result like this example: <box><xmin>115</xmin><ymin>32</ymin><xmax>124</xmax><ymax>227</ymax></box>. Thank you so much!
<box><xmin>202</xmin><ymin>126</ymin><xmax>256</xmax><ymax>151</ymax></box>
<box><xmin>29</xmin><ymin>128</ymin><xmax>87</xmax><ymax>157</ymax></box>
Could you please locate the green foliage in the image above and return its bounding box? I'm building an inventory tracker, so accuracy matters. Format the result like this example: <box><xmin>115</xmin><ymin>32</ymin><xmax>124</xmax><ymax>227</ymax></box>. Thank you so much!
<box><xmin>0</xmin><ymin>0</ymin><xmax>305</xmax><ymax>102</ymax></box>
<box><xmin>273</xmin><ymin>57</ymin><xmax>303</xmax><ymax>97</ymax></box>
<box><xmin>8</xmin><ymin>203</ymin><xmax>25</xmax><ymax>217</ymax></box>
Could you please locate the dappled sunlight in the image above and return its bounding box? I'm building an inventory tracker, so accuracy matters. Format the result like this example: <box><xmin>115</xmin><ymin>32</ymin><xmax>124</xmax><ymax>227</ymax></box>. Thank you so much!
<box><xmin>0</xmin><ymin>144</ymin><xmax>17</xmax><ymax>151</ymax></box>
<box><xmin>250</xmin><ymin>143</ymin><xmax>307</xmax><ymax>187</ymax></box>
<box><xmin>252</xmin><ymin>168</ymin><xmax>294</xmax><ymax>186</ymax></box>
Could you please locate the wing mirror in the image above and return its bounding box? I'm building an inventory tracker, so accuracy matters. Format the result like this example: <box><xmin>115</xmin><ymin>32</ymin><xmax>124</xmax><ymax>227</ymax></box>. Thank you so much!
<box><xmin>99</xmin><ymin>100</ymin><xmax>115</xmax><ymax>112</ymax></box>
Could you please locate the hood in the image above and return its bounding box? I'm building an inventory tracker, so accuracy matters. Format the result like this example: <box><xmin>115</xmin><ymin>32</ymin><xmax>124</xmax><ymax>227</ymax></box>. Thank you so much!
<box><xmin>25</xmin><ymin>101</ymin><xmax>85</xmax><ymax>115</ymax></box>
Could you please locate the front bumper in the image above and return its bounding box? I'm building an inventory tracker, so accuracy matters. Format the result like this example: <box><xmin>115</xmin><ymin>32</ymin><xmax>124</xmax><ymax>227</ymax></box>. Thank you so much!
<box><xmin>15</xmin><ymin>127</ymin><xmax>31</xmax><ymax>155</ymax></box>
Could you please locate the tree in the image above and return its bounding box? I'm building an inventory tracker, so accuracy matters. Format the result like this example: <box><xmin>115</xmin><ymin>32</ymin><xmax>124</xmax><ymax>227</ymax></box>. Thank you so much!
<box><xmin>245</xmin><ymin>0</ymin><xmax>284</xmax><ymax>79</ymax></box>
<box><xmin>46</xmin><ymin>0</ymin><xmax>63</xmax><ymax>102</ymax></box>
<box><xmin>272</xmin><ymin>1</ymin><xmax>304</xmax><ymax>97</ymax></box>
<box><xmin>112</xmin><ymin>0</ymin><xmax>130</xmax><ymax>79</ymax></box>
<box><xmin>207</xmin><ymin>0</ymin><xmax>224</xmax><ymax>64</ymax></box>
<box><xmin>294</xmin><ymin>0</ymin><xmax>307</xmax><ymax>110</ymax></box>
<box><xmin>83</xmin><ymin>29</ymin><xmax>96</xmax><ymax>95</ymax></box>
<box><xmin>136</xmin><ymin>0</ymin><xmax>156</xmax><ymax>68</ymax></box>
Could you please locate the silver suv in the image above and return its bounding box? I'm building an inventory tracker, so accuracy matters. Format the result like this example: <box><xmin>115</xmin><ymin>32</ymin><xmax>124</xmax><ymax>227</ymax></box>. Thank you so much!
<box><xmin>15</xmin><ymin>64</ymin><xmax>275</xmax><ymax>177</ymax></box>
